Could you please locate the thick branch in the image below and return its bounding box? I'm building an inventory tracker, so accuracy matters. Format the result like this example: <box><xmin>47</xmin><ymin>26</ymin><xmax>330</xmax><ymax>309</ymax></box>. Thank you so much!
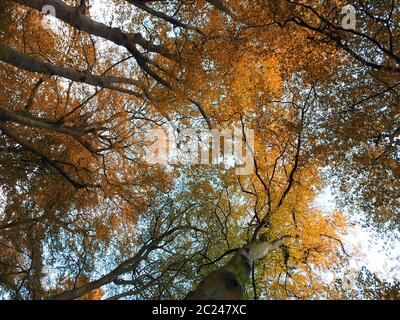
<box><xmin>50</xmin><ymin>225</ymin><xmax>198</xmax><ymax>300</ymax></box>
<box><xmin>0</xmin><ymin>107</ymin><xmax>101</xmax><ymax>138</ymax></box>
<box><xmin>12</xmin><ymin>0</ymin><xmax>174</xmax><ymax>84</ymax></box>
<box><xmin>0</xmin><ymin>121</ymin><xmax>94</xmax><ymax>189</ymax></box>
<box><xmin>126</xmin><ymin>0</ymin><xmax>204</xmax><ymax>34</ymax></box>
<box><xmin>0</xmin><ymin>44</ymin><xmax>144</xmax><ymax>98</ymax></box>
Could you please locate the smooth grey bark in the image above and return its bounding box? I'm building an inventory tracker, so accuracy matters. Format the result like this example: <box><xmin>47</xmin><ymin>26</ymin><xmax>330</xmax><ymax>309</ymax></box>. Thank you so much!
<box><xmin>12</xmin><ymin>0</ymin><xmax>174</xmax><ymax>85</ymax></box>
<box><xmin>0</xmin><ymin>44</ymin><xmax>144</xmax><ymax>98</ymax></box>
<box><xmin>185</xmin><ymin>236</ymin><xmax>288</xmax><ymax>300</ymax></box>
<box><xmin>50</xmin><ymin>226</ymin><xmax>200</xmax><ymax>300</ymax></box>
<box><xmin>0</xmin><ymin>106</ymin><xmax>101</xmax><ymax>138</ymax></box>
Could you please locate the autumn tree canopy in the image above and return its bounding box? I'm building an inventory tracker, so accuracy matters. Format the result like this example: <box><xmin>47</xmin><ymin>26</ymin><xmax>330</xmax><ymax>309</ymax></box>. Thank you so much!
<box><xmin>0</xmin><ymin>0</ymin><xmax>398</xmax><ymax>300</ymax></box>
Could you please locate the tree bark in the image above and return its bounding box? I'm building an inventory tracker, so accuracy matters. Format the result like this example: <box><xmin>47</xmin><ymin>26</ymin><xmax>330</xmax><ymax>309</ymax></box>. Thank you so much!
<box><xmin>12</xmin><ymin>0</ymin><xmax>174</xmax><ymax>85</ymax></box>
<box><xmin>0</xmin><ymin>44</ymin><xmax>144</xmax><ymax>98</ymax></box>
<box><xmin>12</xmin><ymin>0</ymin><xmax>173</xmax><ymax>59</ymax></box>
<box><xmin>185</xmin><ymin>236</ymin><xmax>288</xmax><ymax>300</ymax></box>
<box><xmin>50</xmin><ymin>226</ymin><xmax>199</xmax><ymax>300</ymax></box>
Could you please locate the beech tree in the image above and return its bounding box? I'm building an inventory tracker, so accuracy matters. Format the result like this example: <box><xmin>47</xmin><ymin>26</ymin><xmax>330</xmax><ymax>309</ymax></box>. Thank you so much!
<box><xmin>0</xmin><ymin>0</ymin><xmax>398</xmax><ymax>300</ymax></box>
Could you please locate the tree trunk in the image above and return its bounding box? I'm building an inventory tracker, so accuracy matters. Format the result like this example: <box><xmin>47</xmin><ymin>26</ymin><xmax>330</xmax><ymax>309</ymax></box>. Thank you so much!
<box><xmin>185</xmin><ymin>237</ymin><xmax>287</xmax><ymax>300</ymax></box>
